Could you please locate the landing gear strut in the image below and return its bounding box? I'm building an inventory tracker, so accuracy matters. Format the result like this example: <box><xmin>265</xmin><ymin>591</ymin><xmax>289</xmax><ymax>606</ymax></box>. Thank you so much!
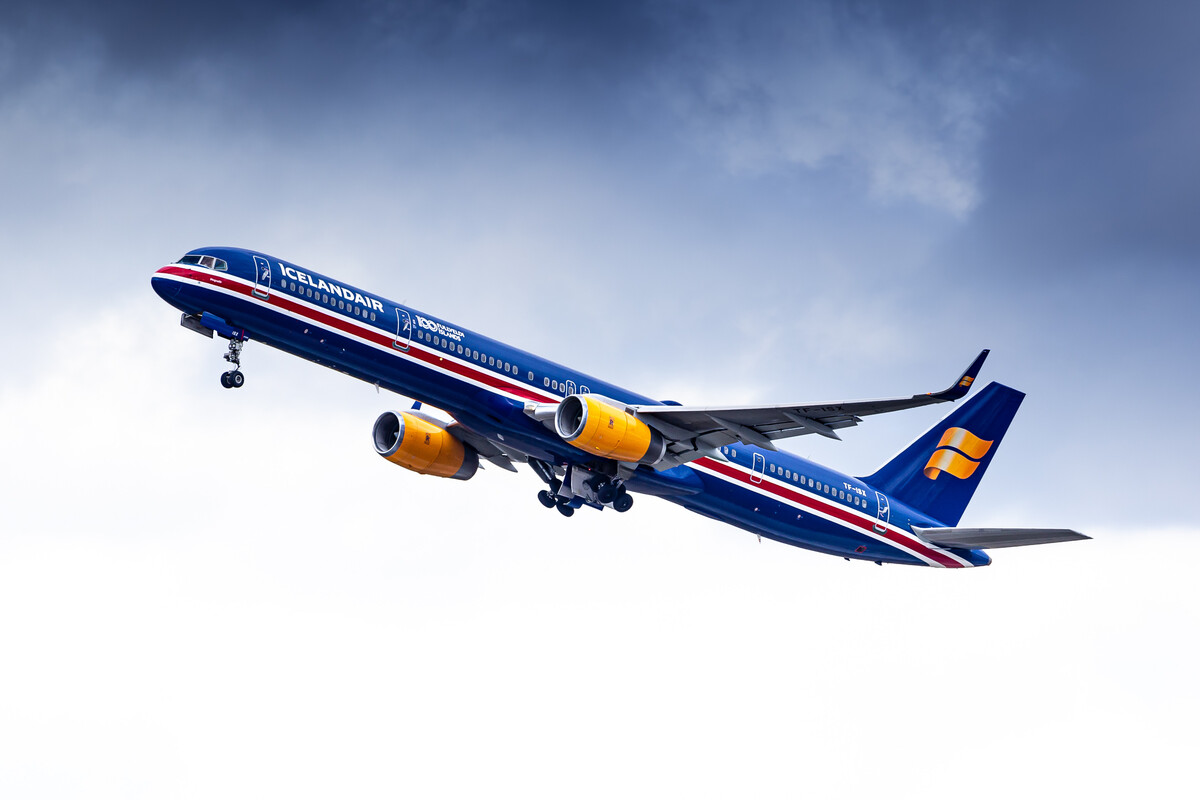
<box><xmin>220</xmin><ymin>338</ymin><xmax>246</xmax><ymax>389</ymax></box>
<box><xmin>529</xmin><ymin>459</ymin><xmax>634</xmax><ymax>516</ymax></box>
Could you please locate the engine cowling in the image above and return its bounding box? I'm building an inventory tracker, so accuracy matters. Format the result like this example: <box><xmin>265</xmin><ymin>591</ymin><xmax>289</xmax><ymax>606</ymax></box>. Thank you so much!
<box><xmin>372</xmin><ymin>411</ymin><xmax>479</xmax><ymax>480</ymax></box>
<box><xmin>554</xmin><ymin>394</ymin><xmax>667</xmax><ymax>465</ymax></box>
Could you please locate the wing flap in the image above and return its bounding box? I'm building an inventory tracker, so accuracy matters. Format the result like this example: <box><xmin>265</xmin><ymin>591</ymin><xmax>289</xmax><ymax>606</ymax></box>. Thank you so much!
<box><xmin>915</xmin><ymin>527</ymin><xmax>1090</xmax><ymax>549</ymax></box>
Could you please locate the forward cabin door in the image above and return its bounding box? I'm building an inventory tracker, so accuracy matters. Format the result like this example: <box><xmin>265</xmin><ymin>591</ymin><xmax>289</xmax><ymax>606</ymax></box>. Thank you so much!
<box><xmin>252</xmin><ymin>255</ymin><xmax>271</xmax><ymax>299</ymax></box>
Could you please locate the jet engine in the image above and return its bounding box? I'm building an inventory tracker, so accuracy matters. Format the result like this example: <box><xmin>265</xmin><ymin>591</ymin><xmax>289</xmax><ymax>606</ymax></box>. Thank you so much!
<box><xmin>554</xmin><ymin>394</ymin><xmax>667</xmax><ymax>465</ymax></box>
<box><xmin>372</xmin><ymin>411</ymin><xmax>479</xmax><ymax>480</ymax></box>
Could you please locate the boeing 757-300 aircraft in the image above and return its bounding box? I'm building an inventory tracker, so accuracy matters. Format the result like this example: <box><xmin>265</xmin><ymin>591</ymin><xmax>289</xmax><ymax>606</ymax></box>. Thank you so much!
<box><xmin>152</xmin><ymin>247</ymin><xmax>1086</xmax><ymax>567</ymax></box>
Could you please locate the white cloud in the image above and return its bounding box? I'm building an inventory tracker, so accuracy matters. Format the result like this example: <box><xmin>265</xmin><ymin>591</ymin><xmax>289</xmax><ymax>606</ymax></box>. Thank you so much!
<box><xmin>1</xmin><ymin>304</ymin><xmax>1197</xmax><ymax>798</ymax></box>
<box><xmin>661</xmin><ymin>3</ymin><xmax>1017</xmax><ymax>217</ymax></box>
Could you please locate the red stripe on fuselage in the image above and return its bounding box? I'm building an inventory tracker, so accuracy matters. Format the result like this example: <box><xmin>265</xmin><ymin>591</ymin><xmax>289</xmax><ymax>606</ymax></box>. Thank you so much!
<box><xmin>159</xmin><ymin>266</ymin><xmax>556</xmax><ymax>404</ymax></box>
<box><xmin>692</xmin><ymin>457</ymin><xmax>964</xmax><ymax>567</ymax></box>
<box><xmin>159</xmin><ymin>265</ymin><xmax>964</xmax><ymax>566</ymax></box>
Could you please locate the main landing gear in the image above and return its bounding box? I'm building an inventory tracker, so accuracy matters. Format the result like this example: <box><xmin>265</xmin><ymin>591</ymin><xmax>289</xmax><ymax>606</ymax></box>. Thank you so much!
<box><xmin>220</xmin><ymin>337</ymin><xmax>246</xmax><ymax>389</ymax></box>
<box><xmin>529</xmin><ymin>460</ymin><xmax>634</xmax><ymax>517</ymax></box>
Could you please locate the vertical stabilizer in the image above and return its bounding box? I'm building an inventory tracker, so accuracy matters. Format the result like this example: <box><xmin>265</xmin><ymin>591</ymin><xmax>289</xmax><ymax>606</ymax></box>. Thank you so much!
<box><xmin>859</xmin><ymin>382</ymin><xmax>1024</xmax><ymax>526</ymax></box>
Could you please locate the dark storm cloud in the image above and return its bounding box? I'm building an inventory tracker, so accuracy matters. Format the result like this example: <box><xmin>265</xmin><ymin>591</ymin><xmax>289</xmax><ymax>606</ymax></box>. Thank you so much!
<box><xmin>0</xmin><ymin>0</ymin><xmax>670</xmax><ymax>126</ymax></box>
<box><xmin>955</xmin><ymin>1</ymin><xmax>1200</xmax><ymax>274</ymax></box>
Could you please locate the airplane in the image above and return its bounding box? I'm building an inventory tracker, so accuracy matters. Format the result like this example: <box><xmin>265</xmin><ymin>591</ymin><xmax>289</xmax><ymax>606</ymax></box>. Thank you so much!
<box><xmin>151</xmin><ymin>247</ymin><xmax>1087</xmax><ymax>568</ymax></box>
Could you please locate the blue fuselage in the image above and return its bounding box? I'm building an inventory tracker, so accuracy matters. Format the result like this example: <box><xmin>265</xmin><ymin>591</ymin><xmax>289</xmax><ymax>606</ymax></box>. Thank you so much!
<box><xmin>152</xmin><ymin>247</ymin><xmax>990</xmax><ymax>568</ymax></box>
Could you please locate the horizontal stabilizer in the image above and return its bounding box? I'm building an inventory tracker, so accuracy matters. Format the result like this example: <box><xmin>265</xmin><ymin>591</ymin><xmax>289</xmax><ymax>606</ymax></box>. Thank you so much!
<box><xmin>915</xmin><ymin>527</ymin><xmax>1090</xmax><ymax>549</ymax></box>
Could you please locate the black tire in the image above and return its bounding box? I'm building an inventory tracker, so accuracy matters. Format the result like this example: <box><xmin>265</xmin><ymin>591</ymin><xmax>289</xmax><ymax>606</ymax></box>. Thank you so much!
<box><xmin>613</xmin><ymin>493</ymin><xmax>633</xmax><ymax>513</ymax></box>
<box><xmin>597</xmin><ymin>483</ymin><xmax>617</xmax><ymax>504</ymax></box>
<box><xmin>537</xmin><ymin>490</ymin><xmax>556</xmax><ymax>509</ymax></box>
<box><xmin>230</xmin><ymin>371</ymin><xmax>245</xmax><ymax>388</ymax></box>
<box><xmin>556</xmin><ymin>502</ymin><xmax>575</xmax><ymax>518</ymax></box>
<box><xmin>220</xmin><ymin>372</ymin><xmax>232</xmax><ymax>388</ymax></box>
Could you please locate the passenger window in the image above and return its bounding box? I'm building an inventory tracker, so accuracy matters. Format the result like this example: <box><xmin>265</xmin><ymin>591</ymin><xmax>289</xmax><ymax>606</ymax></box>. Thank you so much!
<box><xmin>544</xmin><ymin>377</ymin><xmax>550</xmax><ymax>387</ymax></box>
<box><xmin>528</xmin><ymin>371</ymin><xmax>534</xmax><ymax>380</ymax></box>
<box><xmin>552</xmin><ymin>380</ymin><xmax>559</xmax><ymax>390</ymax></box>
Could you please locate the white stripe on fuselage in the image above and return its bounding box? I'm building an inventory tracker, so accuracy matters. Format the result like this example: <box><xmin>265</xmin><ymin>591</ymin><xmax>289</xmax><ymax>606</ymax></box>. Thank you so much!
<box><xmin>687</xmin><ymin>459</ymin><xmax>971</xmax><ymax>567</ymax></box>
<box><xmin>163</xmin><ymin>266</ymin><xmax>968</xmax><ymax>566</ymax></box>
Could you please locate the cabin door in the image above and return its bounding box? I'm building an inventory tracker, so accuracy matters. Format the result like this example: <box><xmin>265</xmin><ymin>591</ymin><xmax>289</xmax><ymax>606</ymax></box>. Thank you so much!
<box><xmin>252</xmin><ymin>255</ymin><xmax>271</xmax><ymax>299</ymax></box>
<box><xmin>394</xmin><ymin>309</ymin><xmax>412</xmax><ymax>351</ymax></box>
<box><xmin>874</xmin><ymin>491</ymin><xmax>890</xmax><ymax>533</ymax></box>
<box><xmin>751</xmin><ymin>453</ymin><xmax>766</xmax><ymax>484</ymax></box>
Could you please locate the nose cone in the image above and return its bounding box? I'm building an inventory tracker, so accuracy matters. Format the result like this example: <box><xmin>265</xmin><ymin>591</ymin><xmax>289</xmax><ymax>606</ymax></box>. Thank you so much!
<box><xmin>151</xmin><ymin>266</ymin><xmax>181</xmax><ymax>302</ymax></box>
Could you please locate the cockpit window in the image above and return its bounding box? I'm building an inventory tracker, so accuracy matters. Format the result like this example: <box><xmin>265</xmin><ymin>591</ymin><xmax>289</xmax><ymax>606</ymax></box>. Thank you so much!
<box><xmin>178</xmin><ymin>254</ymin><xmax>227</xmax><ymax>271</ymax></box>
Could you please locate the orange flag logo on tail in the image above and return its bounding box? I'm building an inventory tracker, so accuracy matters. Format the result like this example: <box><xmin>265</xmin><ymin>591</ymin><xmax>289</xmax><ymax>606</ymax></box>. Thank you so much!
<box><xmin>923</xmin><ymin>427</ymin><xmax>993</xmax><ymax>480</ymax></box>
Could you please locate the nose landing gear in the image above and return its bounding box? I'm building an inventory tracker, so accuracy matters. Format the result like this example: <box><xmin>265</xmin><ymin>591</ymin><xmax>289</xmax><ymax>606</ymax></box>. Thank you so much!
<box><xmin>220</xmin><ymin>337</ymin><xmax>246</xmax><ymax>389</ymax></box>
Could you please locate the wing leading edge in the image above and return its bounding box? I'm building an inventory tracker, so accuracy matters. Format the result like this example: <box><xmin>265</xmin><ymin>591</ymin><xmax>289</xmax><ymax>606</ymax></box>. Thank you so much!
<box><xmin>631</xmin><ymin>350</ymin><xmax>989</xmax><ymax>466</ymax></box>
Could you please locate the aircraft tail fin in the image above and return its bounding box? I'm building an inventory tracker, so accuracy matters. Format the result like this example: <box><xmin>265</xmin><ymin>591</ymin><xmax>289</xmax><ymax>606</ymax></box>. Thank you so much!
<box><xmin>859</xmin><ymin>382</ymin><xmax>1024</xmax><ymax>526</ymax></box>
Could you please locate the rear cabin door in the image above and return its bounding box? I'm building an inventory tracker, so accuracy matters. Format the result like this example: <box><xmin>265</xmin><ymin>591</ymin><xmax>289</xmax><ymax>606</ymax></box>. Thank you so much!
<box><xmin>252</xmin><ymin>255</ymin><xmax>271</xmax><ymax>299</ymax></box>
<box><xmin>874</xmin><ymin>491</ymin><xmax>891</xmax><ymax>533</ymax></box>
<box><xmin>394</xmin><ymin>309</ymin><xmax>412</xmax><ymax>351</ymax></box>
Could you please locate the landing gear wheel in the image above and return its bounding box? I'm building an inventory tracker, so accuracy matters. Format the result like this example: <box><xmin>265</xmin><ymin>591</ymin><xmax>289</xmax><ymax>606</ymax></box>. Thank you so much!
<box><xmin>229</xmin><ymin>370</ymin><xmax>245</xmax><ymax>388</ymax></box>
<box><xmin>537</xmin><ymin>490</ymin><xmax>557</xmax><ymax>509</ymax></box>
<box><xmin>597</xmin><ymin>482</ymin><xmax>617</xmax><ymax>504</ymax></box>
<box><xmin>556</xmin><ymin>502</ymin><xmax>575</xmax><ymax>518</ymax></box>
<box><xmin>613</xmin><ymin>492</ymin><xmax>633</xmax><ymax>513</ymax></box>
<box><xmin>220</xmin><ymin>371</ymin><xmax>233</xmax><ymax>389</ymax></box>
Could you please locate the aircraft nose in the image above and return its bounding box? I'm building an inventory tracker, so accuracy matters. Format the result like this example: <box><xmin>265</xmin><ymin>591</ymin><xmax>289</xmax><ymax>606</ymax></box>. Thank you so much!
<box><xmin>151</xmin><ymin>266</ymin><xmax>180</xmax><ymax>301</ymax></box>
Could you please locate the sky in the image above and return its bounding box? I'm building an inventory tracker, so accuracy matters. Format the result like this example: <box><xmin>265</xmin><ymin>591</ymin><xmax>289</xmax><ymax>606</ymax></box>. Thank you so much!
<box><xmin>1</xmin><ymin>1</ymin><xmax>1198</xmax><ymax>797</ymax></box>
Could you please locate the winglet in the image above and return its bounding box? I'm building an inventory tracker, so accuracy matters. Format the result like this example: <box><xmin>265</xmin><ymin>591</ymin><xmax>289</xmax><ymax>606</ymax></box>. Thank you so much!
<box><xmin>930</xmin><ymin>349</ymin><xmax>989</xmax><ymax>402</ymax></box>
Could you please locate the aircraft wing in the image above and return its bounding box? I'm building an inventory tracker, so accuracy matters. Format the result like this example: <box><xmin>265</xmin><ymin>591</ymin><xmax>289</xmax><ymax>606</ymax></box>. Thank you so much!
<box><xmin>448</xmin><ymin>422</ymin><xmax>520</xmax><ymax>472</ymax></box>
<box><xmin>632</xmin><ymin>350</ymin><xmax>989</xmax><ymax>465</ymax></box>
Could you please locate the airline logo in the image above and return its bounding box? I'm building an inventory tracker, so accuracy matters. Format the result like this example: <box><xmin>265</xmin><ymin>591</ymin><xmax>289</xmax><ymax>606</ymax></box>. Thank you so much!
<box><xmin>923</xmin><ymin>427</ymin><xmax>993</xmax><ymax>480</ymax></box>
<box><xmin>416</xmin><ymin>316</ymin><xmax>464</xmax><ymax>342</ymax></box>
<box><xmin>277</xmin><ymin>264</ymin><xmax>385</xmax><ymax>313</ymax></box>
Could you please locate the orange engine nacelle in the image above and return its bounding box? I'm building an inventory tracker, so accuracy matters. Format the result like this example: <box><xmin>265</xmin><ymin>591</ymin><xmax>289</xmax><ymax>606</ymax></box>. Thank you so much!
<box><xmin>554</xmin><ymin>394</ymin><xmax>667</xmax><ymax>465</ymax></box>
<box><xmin>372</xmin><ymin>411</ymin><xmax>478</xmax><ymax>480</ymax></box>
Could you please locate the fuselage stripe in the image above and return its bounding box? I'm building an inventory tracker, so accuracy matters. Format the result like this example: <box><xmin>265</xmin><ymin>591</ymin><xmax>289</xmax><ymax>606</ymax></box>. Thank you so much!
<box><xmin>691</xmin><ymin>457</ymin><xmax>967</xmax><ymax>567</ymax></box>
<box><xmin>156</xmin><ymin>262</ymin><xmax>973</xmax><ymax>568</ymax></box>
<box><xmin>158</xmin><ymin>266</ymin><xmax>559</xmax><ymax>404</ymax></box>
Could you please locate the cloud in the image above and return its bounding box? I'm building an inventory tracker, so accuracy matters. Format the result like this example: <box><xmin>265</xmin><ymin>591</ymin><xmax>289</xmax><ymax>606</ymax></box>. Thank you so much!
<box><xmin>657</xmin><ymin>2</ymin><xmax>1024</xmax><ymax>217</ymax></box>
